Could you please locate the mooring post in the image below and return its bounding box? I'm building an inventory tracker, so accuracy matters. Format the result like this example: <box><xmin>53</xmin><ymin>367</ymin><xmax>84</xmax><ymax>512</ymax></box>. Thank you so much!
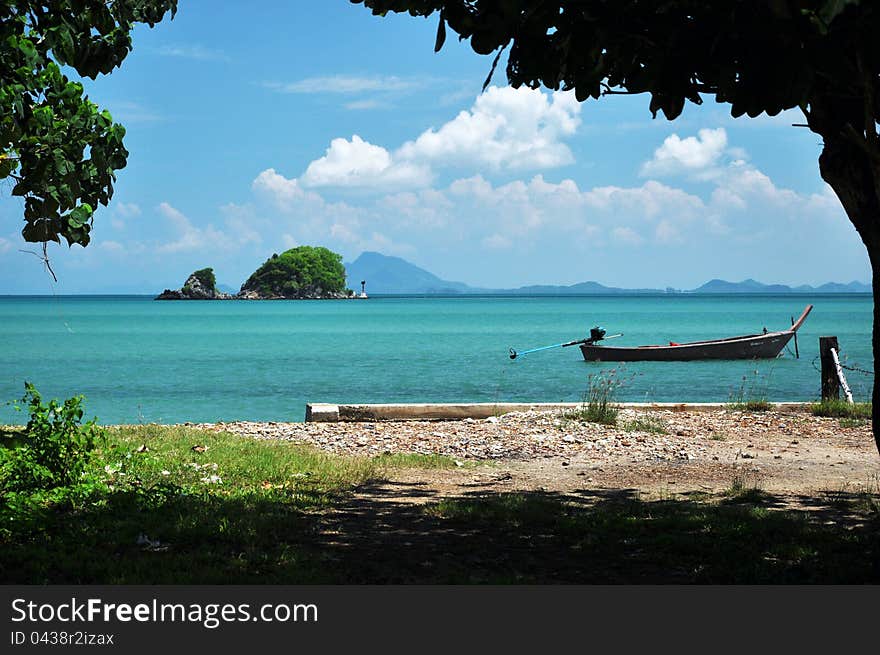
<box><xmin>819</xmin><ymin>336</ymin><xmax>840</xmax><ymax>401</ymax></box>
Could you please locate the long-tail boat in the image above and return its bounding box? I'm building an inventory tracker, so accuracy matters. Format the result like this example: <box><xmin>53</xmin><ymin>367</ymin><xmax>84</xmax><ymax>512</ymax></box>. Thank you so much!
<box><xmin>577</xmin><ymin>305</ymin><xmax>813</xmax><ymax>362</ymax></box>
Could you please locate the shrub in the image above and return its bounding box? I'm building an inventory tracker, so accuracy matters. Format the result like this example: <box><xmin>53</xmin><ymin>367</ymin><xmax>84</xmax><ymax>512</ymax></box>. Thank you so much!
<box><xmin>0</xmin><ymin>383</ymin><xmax>103</xmax><ymax>493</ymax></box>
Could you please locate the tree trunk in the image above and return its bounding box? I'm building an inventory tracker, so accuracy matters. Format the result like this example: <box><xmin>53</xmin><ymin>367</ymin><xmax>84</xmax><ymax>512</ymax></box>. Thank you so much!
<box><xmin>816</xmin><ymin>131</ymin><xmax>880</xmax><ymax>455</ymax></box>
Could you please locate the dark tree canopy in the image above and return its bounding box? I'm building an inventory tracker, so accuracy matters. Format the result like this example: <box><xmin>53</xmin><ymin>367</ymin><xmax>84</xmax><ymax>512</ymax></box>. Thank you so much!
<box><xmin>1</xmin><ymin>0</ymin><xmax>177</xmax><ymax>248</ymax></box>
<box><xmin>241</xmin><ymin>247</ymin><xmax>349</xmax><ymax>299</ymax></box>
<box><xmin>355</xmin><ymin>0</ymin><xmax>880</xmax><ymax>453</ymax></box>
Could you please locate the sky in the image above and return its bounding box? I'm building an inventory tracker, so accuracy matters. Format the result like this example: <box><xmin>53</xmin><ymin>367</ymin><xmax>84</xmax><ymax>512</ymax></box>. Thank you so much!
<box><xmin>0</xmin><ymin>0</ymin><xmax>871</xmax><ymax>294</ymax></box>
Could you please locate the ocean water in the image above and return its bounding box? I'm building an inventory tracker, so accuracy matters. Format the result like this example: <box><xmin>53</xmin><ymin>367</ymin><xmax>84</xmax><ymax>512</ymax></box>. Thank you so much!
<box><xmin>0</xmin><ymin>294</ymin><xmax>872</xmax><ymax>425</ymax></box>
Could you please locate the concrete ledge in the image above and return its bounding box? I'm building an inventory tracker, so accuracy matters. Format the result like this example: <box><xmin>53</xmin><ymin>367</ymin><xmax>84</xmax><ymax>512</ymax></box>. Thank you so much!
<box><xmin>304</xmin><ymin>403</ymin><xmax>340</xmax><ymax>422</ymax></box>
<box><xmin>305</xmin><ymin>401</ymin><xmax>810</xmax><ymax>422</ymax></box>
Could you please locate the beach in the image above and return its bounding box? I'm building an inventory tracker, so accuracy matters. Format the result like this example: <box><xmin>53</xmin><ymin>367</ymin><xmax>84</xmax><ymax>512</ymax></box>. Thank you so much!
<box><xmin>192</xmin><ymin>406</ymin><xmax>879</xmax><ymax>498</ymax></box>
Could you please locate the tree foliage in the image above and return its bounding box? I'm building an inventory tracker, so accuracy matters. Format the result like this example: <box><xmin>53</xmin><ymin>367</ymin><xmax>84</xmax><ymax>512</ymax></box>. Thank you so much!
<box><xmin>241</xmin><ymin>246</ymin><xmax>348</xmax><ymax>299</ymax></box>
<box><xmin>1</xmin><ymin>0</ymin><xmax>177</xmax><ymax>248</ymax></box>
<box><xmin>355</xmin><ymin>0</ymin><xmax>880</xmax><ymax>454</ymax></box>
<box><xmin>191</xmin><ymin>267</ymin><xmax>217</xmax><ymax>292</ymax></box>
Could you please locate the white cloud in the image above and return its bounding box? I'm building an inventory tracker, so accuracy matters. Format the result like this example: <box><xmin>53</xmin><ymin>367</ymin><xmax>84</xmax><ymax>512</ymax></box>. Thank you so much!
<box><xmin>483</xmin><ymin>233</ymin><xmax>513</xmax><ymax>250</ymax></box>
<box><xmin>264</xmin><ymin>75</ymin><xmax>418</xmax><ymax>94</ymax></box>
<box><xmin>345</xmin><ymin>99</ymin><xmax>389</xmax><ymax>111</ymax></box>
<box><xmin>156</xmin><ymin>45</ymin><xmax>228</xmax><ymax>61</ymax></box>
<box><xmin>640</xmin><ymin>128</ymin><xmax>728</xmax><ymax>178</ymax></box>
<box><xmin>97</xmin><ymin>240</ymin><xmax>125</xmax><ymax>254</ymax></box>
<box><xmin>0</xmin><ymin>237</ymin><xmax>11</xmax><ymax>254</ymax></box>
<box><xmin>612</xmin><ymin>227</ymin><xmax>644</xmax><ymax>246</ymax></box>
<box><xmin>301</xmin><ymin>135</ymin><xmax>431</xmax><ymax>189</ymax></box>
<box><xmin>156</xmin><ymin>202</ymin><xmax>237</xmax><ymax>254</ymax></box>
<box><xmin>398</xmin><ymin>86</ymin><xmax>581</xmax><ymax>172</ymax></box>
<box><xmin>114</xmin><ymin>202</ymin><xmax>141</xmax><ymax>218</ymax></box>
<box><xmin>260</xmin><ymin>86</ymin><xmax>582</xmax><ymax>193</ymax></box>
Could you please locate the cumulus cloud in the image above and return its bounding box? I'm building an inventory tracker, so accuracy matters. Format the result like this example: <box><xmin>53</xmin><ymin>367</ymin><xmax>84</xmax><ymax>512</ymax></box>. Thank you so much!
<box><xmin>398</xmin><ymin>86</ymin><xmax>581</xmax><ymax>171</ymax></box>
<box><xmin>640</xmin><ymin>128</ymin><xmax>728</xmax><ymax>178</ymax></box>
<box><xmin>257</xmin><ymin>86</ymin><xmax>582</xmax><ymax>193</ymax></box>
<box><xmin>301</xmin><ymin>135</ymin><xmax>431</xmax><ymax>189</ymax></box>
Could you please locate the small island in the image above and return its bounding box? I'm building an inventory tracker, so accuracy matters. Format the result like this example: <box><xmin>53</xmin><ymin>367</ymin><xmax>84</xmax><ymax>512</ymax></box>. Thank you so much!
<box><xmin>156</xmin><ymin>268</ymin><xmax>231</xmax><ymax>300</ymax></box>
<box><xmin>156</xmin><ymin>246</ymin><xmax>356</xmax><ymax>300</ymax></box>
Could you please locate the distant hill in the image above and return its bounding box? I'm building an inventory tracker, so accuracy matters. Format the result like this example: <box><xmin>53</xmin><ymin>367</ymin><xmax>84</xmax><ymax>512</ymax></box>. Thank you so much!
<box><xmin>694</xmin><ymin>278</ymin><xmax>871</xmax><ymax>294</ymax></box>
<box><xmin>345</xmin><ymin>252</ymin><xmax>472</xmax><ymax>294</ymax></box>
<box><xmin>344</xmin><ymin>252</ymin><xmax>871</xmax><ymax>295</ymax></box>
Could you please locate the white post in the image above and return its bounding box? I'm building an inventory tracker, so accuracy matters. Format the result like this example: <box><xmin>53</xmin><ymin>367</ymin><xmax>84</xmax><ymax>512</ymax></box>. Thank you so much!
<box><xmin>829</xmin><ymin>347</ymin><xmax>854</xmax><ymax>404</ymax></box>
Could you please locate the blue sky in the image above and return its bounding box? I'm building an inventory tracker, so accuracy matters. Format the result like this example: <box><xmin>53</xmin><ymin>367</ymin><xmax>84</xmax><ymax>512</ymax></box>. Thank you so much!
<box><xmin>0</xmin><ymin>0</ymin><xmax>871</xmax><ymax>293</ymax></box>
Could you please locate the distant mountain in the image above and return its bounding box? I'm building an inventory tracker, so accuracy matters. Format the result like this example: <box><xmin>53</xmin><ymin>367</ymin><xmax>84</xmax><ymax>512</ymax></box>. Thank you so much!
<box><xmin>345</xmin><ymin>252</ymin><xmax>472</xmax><ymax>294</ymax></box>
<box><xmin>694</xmin><ymin>278</ymin><xmax>871</xmax><ymax>294</ymax></box>
<box><xmin>512</xmin><ymin>281</ymin><xmax>662</xmax><ymax>294</ymax></box>
<box><xmin>344</xmin><ymin>252</ymin><xmax>871</xmax><ymax>295</ymax></box>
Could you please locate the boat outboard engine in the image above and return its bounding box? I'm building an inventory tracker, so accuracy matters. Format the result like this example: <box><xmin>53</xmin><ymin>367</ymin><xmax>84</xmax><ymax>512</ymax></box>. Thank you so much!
<box><xmin>589</xmin><ymin>326</ymin><xmax>606</xmax><ymax>343</ymax></box>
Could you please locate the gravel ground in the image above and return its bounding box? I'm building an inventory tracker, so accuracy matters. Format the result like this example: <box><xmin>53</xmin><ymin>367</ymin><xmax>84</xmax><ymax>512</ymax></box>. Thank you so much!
<box><xmin>190</xmin><ymin>407</ymin><xmax>880</xmax><ymax>496</ymax></box>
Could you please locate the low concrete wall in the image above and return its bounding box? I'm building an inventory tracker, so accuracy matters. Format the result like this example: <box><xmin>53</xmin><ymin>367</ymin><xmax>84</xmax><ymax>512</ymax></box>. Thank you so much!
<box><xmin>305</xmin><ymin>401</ymin><xmax>809</xmax><ymax>422</ymax></box>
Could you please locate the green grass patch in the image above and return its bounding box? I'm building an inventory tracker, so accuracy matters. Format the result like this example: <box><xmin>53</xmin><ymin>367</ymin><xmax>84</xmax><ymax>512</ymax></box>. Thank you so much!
<box><xmin>840</xmin><ymin>417</ymin><xmax>869</xmax><ymax>429</ymax></box>
<box><xmin>560</xmin><ymin>405</ymin><xmax>618</xmax><ymax>427</ymax></box>
<box><xmin>0</xmin><ymin>425</ymin><xmax>401</xmax><ymax>583</ymax></box>
<box><xmin>373</xmin><ymin>452</ymin><xmax>460</xmax><ymax>469</ymax></box>
<box><xmin>809</xmin><ymin>400</ymin><xmax>872</xmax><ymax>419</ymax></box>
<box><xmin>623</xmin><ymin>416</ymin><xmax>668</xmax><ymax>434</ymax></box>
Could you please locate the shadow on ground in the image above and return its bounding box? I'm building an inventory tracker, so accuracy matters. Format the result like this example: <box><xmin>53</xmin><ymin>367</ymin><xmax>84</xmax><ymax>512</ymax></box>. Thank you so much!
<box><xmin>2</xmin><ymin>481</ymin><xmax>878</xmax><ymax>583</ymax></box>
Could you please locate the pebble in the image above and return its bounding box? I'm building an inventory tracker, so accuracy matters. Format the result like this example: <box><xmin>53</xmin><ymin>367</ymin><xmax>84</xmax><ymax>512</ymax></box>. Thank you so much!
<box><xmin>188</xmin><ymin>407</ymin><xmax>871</xmax><ymax>464</ymax></box>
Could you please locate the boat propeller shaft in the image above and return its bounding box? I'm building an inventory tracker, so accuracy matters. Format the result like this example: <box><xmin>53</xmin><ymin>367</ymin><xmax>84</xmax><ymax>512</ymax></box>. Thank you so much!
<box><xmin>509</xmin><ymin>332</ymin><xmax>623</xmax><ymax>359</ymax></box>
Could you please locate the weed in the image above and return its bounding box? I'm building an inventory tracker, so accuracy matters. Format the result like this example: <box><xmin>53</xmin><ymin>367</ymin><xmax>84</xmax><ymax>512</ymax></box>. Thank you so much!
<box><xmin>623</xmin><ymin>416</ymin><xmax>668</xmax><ymax>434</ymax></box>
<box><xmin>561</xmin><ymin>368</ymin><xmax>625</xmax><ymax>426</ymax></box>
<box><xmin>809</xmin><ymin>399</ymin><xmax>872</xmax><ymax>419</ymax></box>
<box><xmin>727</xmin><ymin>368</ymin><xmax>773</xmax><ymax>411</ymax></box>
<box><xmin>723</xmin><ymin>469</ymin><xmax>766</xmax><ymax>503</ymax></box>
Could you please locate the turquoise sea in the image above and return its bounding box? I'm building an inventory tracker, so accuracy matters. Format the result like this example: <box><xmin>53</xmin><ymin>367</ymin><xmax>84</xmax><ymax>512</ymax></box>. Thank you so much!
<box><xmin>0</xmin><ymin>294</ymin><xmax>873</xmax><ymax>425</ymax></box>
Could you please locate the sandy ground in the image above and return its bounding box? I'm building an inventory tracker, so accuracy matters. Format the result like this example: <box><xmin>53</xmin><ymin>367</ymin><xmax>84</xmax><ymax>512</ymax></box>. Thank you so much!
<box><xmin>193</xmin><ymin>407</ymin><xmax>880</xmax><ymax>500</ymax></box>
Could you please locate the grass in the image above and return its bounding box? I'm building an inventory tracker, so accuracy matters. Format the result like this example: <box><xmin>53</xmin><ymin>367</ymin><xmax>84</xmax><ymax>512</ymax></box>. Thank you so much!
<box><xmin>0</xmin><ymin>425</ymin><xmax>451</xmax><ymax>583</ymax></box>
<box><xmin>373</xmin><ymin>452</ymin><xmax>460</xmax><ymax>469</ymax></box>
<box><xmin>3</xmin><ymin>424</ymin><xmax>879</xmax><ymax>584</ymax></box>
<box><xmin>727</xmin><ymin>368</ymin><xmax>773</xmax><ymax>412</ymax></box>
<box><xmin>723</xmin><ymin>469</ymin><xmax>768</xmax><ymax>504</ymax></box>
<box><xmin>623</xmin><ymin>416</ymin><xmax>668</xmax><ymax>434</ymax></box>
<box><xmin>419</xmin><ymin>490</ymin><xmax>880</xmax><ymax>583</ymax></box>
<box><xmin>560</xmin><ymin>404</ymin><xmax>618</xmax><ymax>426</ymax></box>
<box><xmin>560</xmin><ymin>369</ymin><xmax>623</xmax><ymax>427</ymax></box>
<box><xmin>809</xmin><ymin>399</ymin><xmax>872</xmax><ymax>419</ymax></box>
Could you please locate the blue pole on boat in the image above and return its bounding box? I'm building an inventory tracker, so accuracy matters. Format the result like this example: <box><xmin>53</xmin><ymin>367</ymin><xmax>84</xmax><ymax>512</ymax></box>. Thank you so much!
<box><xmin>509</xmin><ymin>342</ymin><xmax>573</xmax><ymax>359</ymax></box>
<box><xmin>509</xmin><ymin>333</ymin><xmax>623</xmax><ymax>359</ymax></box>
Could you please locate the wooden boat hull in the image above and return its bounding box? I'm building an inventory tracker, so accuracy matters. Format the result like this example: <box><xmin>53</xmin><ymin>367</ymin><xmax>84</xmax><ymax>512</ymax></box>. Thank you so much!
<box><xmin>579</xmin><ymin>330</ymin><xmax>795</xmax><ymax>361</ymax></box>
